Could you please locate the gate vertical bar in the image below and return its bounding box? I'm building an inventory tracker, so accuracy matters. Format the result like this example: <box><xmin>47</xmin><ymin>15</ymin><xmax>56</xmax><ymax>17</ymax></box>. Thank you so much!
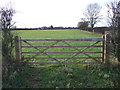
<box><xmin>15</xmin><ymin>36</ymin><xmax>22</xmax><ymax>61</ymax></box>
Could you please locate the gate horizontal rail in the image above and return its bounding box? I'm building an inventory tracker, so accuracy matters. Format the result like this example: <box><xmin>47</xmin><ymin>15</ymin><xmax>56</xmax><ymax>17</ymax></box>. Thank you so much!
<box><xmin>22</xmin><ymin>45</ymin><xmax>103</xmax><ymax>48</ymax></box>
<box><xmin>27</xmin><ymin>61</ymin><xmax>96</xmax><ymax>64</ymax></box>
<box><xmin>21</xmin><ymin>38</ymin><xmax>104</xmax><ymax>41</ymax></box>
<box><xmin>24</xmin><ymin>57</ymin><xmax>102</xmax><ymax>59</ymax></box>
<box><xmin>22</xmin><ymin>51</ymin><xmax>103</xmax><ymax>54</ymax></box>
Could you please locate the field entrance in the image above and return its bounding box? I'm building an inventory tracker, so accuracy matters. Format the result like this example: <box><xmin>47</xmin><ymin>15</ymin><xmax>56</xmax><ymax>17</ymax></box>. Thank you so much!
<box><xmin>12</xmin><ymin>30</ymin><xmax>115</xmax><ymax>88</ymax></box>
<box><xmin>15</xmin><ymin>37</ymin><xmax>105</xmax><ymax>64</ymax></box>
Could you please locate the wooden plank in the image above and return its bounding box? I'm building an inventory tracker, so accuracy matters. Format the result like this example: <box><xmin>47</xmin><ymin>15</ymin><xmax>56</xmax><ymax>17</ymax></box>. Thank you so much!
<box><xmin>23</xmin><ymin>57</ymin><xmax>102</xmax><ymax>59</ymax></box>
<box><xmin>22</xmin><ymin>51</ymin><xmax>103</xmax><ymax>54</ymax></box>
<box><xmin>21</xmin><ymin>38</ymin><xmax>104</xmax><ymax>41</ymax></box>
<box><xmin>26</xmin><ymin>61</ymin><xmax>96</xmax><ymax>64</ymax></box>
<box><xmin>22</xmin><ymin>45</ymin><xmax>103</xmax><ymax>48</ymax></box>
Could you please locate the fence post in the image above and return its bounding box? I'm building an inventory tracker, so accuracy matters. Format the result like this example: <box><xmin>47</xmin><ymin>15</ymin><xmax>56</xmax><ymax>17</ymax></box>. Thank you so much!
<box><xmin>104</xmin><ymin>31</ymin><xmax>111</xmax><ymax>64</ymax></box>
<box><xmin>15</xmin><ymin>36</ymin><xmax>22</xmax><ymax>61</ymax></box>
<box><xmin>102</xmin><ymin>35</ymin><xmax>105</xmax><ymax>63</ymax></box>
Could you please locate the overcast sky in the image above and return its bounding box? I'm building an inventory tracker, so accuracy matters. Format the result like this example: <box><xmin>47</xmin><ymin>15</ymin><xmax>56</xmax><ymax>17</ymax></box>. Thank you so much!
<box><xmin>0</xmin><ymin>0</ymin><xmax>114</xmax><ymax>28</ymax></box>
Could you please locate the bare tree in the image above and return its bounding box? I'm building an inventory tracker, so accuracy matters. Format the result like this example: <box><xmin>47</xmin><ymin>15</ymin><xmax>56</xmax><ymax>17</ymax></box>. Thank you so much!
<box><xmin>84</xmin><ymin>3</ymin><xmax>102</xmax><ymax>29</ymax></box>
<box><xmin>107</xmin><ymin>1</ymin><xmax>120</xmax><ymax>62</ymax></box>
<box><xmin>107</xmin><ymin>1</ymin><xmax>120</xmax><ymax>27</ymax></box>
<box><xmin>0</xmin><ymin>7</ymin><xmax>15</xmax><ymax>29</ymax></box>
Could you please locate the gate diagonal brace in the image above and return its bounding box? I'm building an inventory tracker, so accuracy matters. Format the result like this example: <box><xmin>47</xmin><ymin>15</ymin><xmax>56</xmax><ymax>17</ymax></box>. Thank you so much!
<box><xmin>61</xmin><ymin>41</ymin><xmax>100</xmax><ymax>63</ymax></box>
<box><xmin>23</xmin><ymin>40</ymin><xmax>62</xmax><ymax>63</ymax></box>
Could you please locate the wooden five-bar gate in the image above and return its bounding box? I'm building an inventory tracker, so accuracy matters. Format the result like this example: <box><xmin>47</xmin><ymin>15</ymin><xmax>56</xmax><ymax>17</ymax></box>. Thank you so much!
<box><xmin>15</xmin><ymin>32</ymin><xmax>110</xmax><ymax>64</ymax></box>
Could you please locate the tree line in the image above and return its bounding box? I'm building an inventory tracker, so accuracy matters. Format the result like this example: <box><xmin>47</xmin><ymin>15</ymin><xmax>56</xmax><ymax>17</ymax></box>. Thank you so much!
<box><xmin>9</xmin><ymin>26</ymin><xmax>78</xmax><ymax>30</ymax></box>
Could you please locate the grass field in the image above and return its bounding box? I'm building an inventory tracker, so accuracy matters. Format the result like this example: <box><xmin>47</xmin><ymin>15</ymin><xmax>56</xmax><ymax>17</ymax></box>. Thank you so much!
<box><xmin>14</xmin><ymin>30</ymin><xmax>102</xmax><ymax>62</ymax></box>
<box><xmin>6</xmin><ymin>30</ymin><xmax>119</xmax><ymax>88</ymax></box>
<box><xmin>14</xmin><ymin>29</ymin><xmax>101</xmax><ymax>39</ymax></box>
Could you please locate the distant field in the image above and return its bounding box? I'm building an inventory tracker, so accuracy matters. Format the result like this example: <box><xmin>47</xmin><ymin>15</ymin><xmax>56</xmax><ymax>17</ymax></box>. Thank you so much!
<box><xmin>14</xmin><ymin>29</ymin><xmax>101</xmax><ymax>39</ymax></box>
<box><xmin>13</xmin><ymin>29</ymin><xmax>102</xmax><ymax>62</ymax></box>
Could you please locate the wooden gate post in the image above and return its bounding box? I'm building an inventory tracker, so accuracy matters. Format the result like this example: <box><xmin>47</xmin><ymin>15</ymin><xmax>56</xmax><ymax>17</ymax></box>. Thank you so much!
<box><xmin>15</xmin><ymin>36</ymin><xmax>22</xmax><ymax>61</ymax></box>
<box><xmin>102</xmin><ymin>35</ymin><xmax>105</xmax><ymax>63</ymax></box>
<box><xmin>104</xmin><ymin>31</ymin><xmax>111</xmax><ymax>64</ymax></box>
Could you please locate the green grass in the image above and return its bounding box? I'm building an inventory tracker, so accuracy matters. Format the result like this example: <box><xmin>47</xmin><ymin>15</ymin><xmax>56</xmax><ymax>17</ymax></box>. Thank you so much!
<box><xmin>6</xmin><ymin>29</ymin><xmax>119</xmax><ymax>88</ymax></box>
<box><xmin>10</xmin><ymin>64</ymin><xmax>119</xmax><ymax>88</ymax></box>
<box><xmin>14</xmin><ymin>30</ymin><xmax>101</xmax><ymax>39</ymax></box>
